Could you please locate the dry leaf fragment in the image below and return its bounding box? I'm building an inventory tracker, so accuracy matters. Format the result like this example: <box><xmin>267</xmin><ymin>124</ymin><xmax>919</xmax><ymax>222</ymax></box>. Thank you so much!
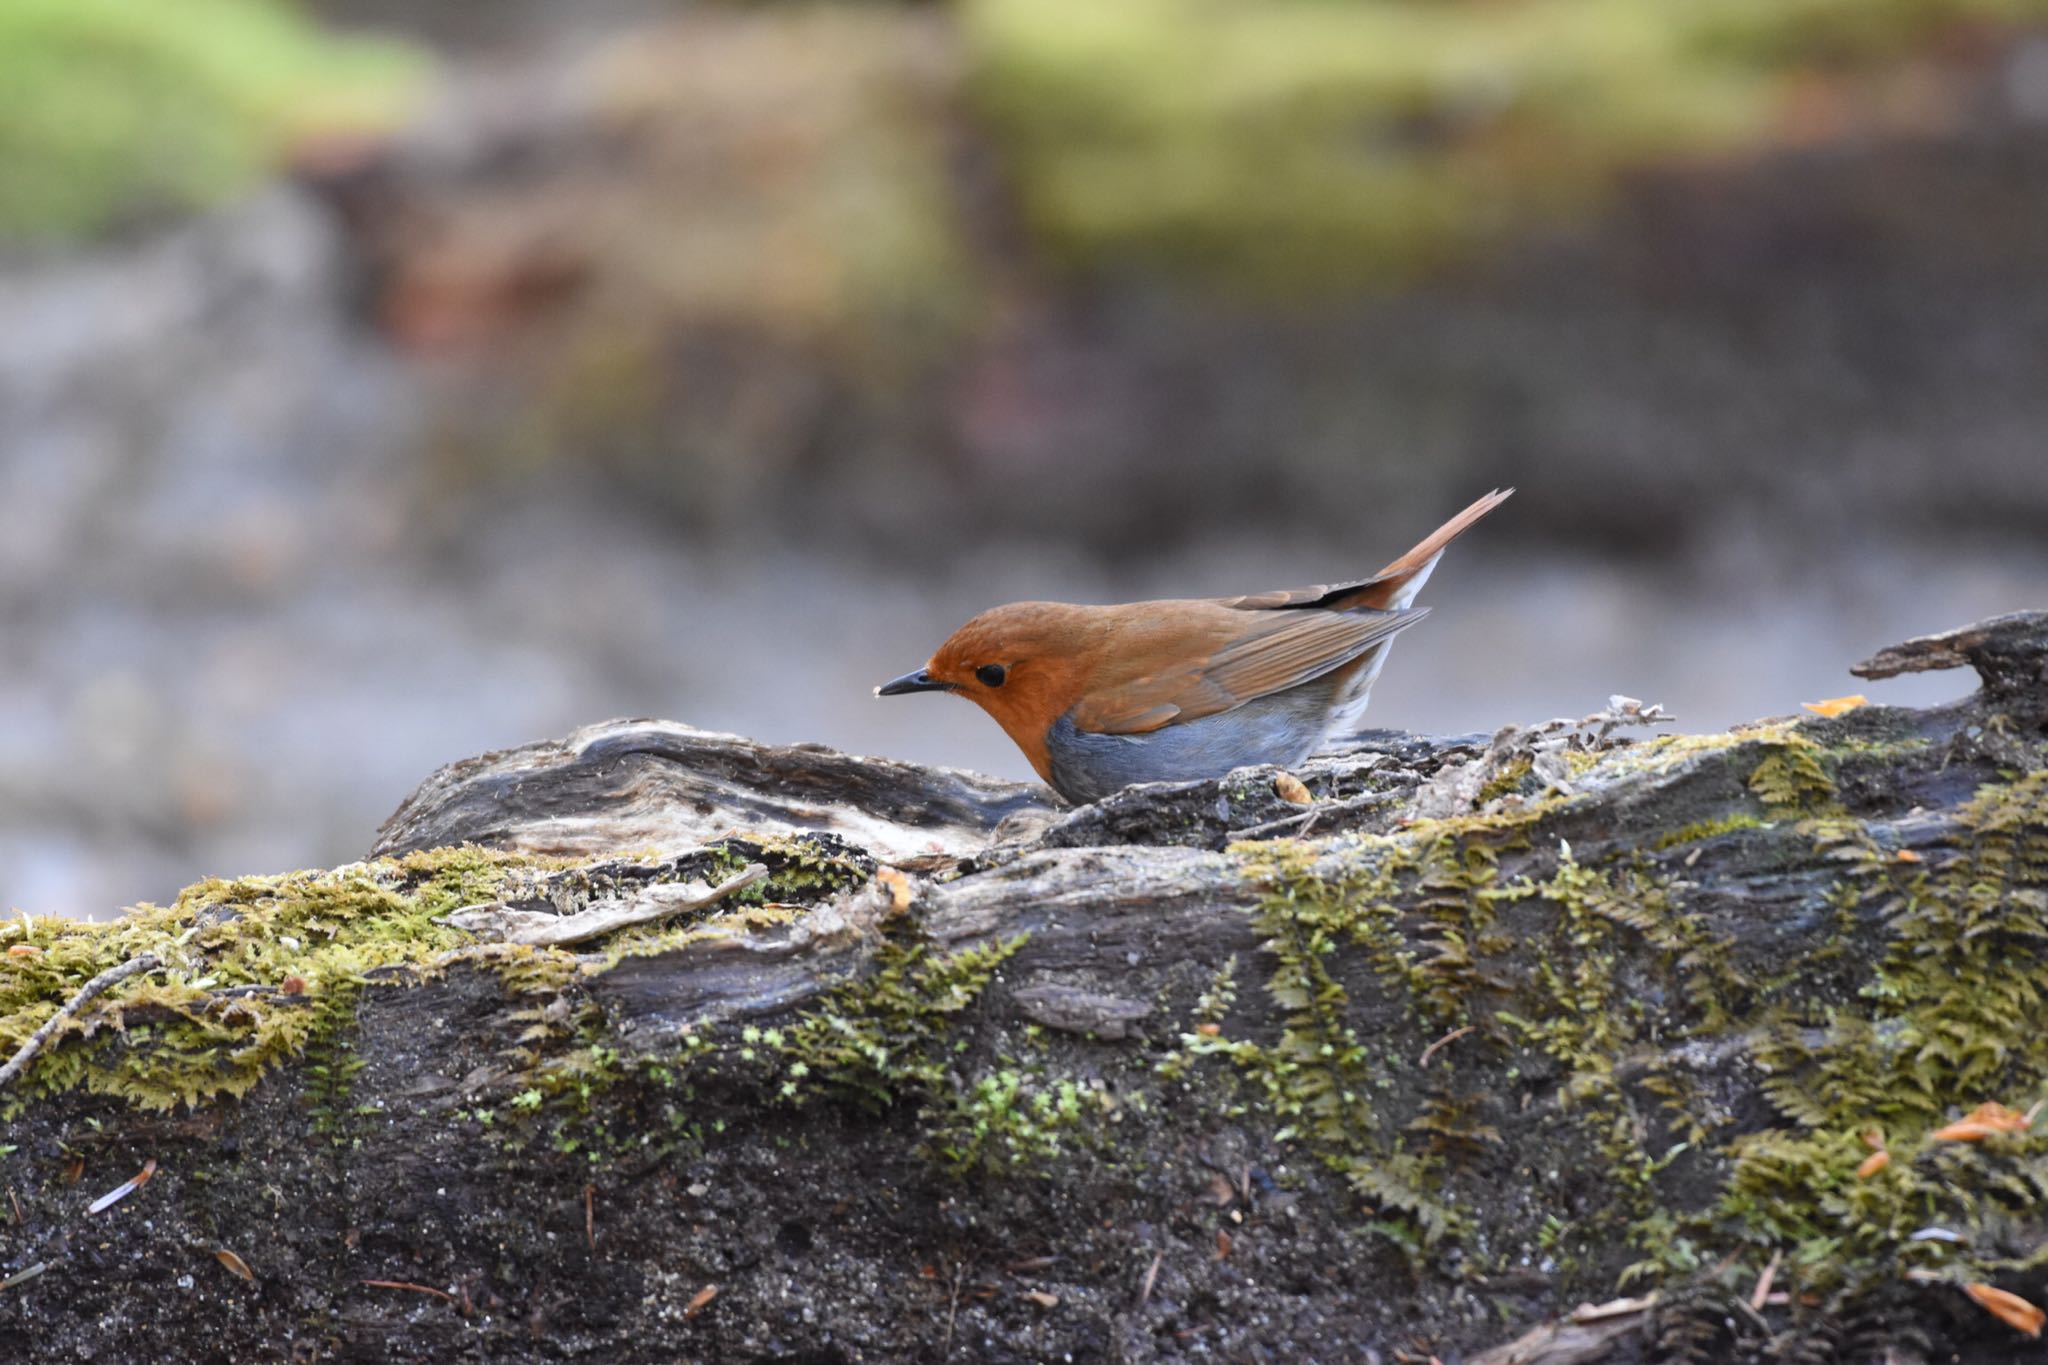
<box><xmin>1856</xmin><ymin>1150</ymin><xmax>1891</xmax><ymax>1179</ymax></box>
<box><xmin>1965</xmin><ymin>1283</ymin><xmax>2045</xmax><ymax>1337</ymax></box>
<box><xmin>1418</xmin><ymin>1025</ymin><xmax>1474</xmax><ymax>1066</ymax></box>
<box><xmin>684</xmin><ymin>1284</ymin><xmax>719</xmax><ymax>1319</ymax></box>
<box><xmin>1214</xmin><ymin>1231</ymin><xmax>1232</xmax><ymax>1260</ymax></box>
<box><xmin>88</xmin><ymin>1159</ymin><xmax>157</xmax><ymax>1214</ymax></box>
<box><xmin>1273</xmin><ymin>773</ymin><xmax>1312</xmax><ymax>805</ymax></box>
<box><xmin>1022</xmin><ymin>1290</ymin><xmax>1059</xmax><ymax>1308</ymax></box>
<box><xmin>215</xmin><ymin>1248</ymin><xmax>257</xmax><ymax>1283</ymax></box>
<box><xmin>1802</xmin><ymin>694</ymin><xmax>1869</xmax><ymax>718</ymax></box>
<box><xmin>1932</xmin><ymin>1102</ymin><xmax>2032</xmax><ymax>1142</ymax></box>
<box><xmin>1861</xmin><ymin>1128</ymin><xmax>1886</xmax><ymax>1151</ymax></box>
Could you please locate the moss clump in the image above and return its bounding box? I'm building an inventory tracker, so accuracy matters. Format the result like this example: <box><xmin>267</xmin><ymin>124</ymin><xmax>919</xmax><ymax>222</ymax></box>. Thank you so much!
<box><xmin>768</xmin><ymin>931</ymin><xmax>1077</xmax><ymax>1175</ymax></box>
<box><xmin>0</xmin><ymin>845</ymin><xmax>539</xmax><ymax>1112</ymax></box>
<box><xmin>1175</xmin><ymin>788</ymin><xmax>1749</xmax><ymax>1267</ymax></box>
<box><xmin>0</xmin><ymin>0</ymin><xmax>422</xmax><ymax>240</ymax></box>
<box><xmin>1168</xmin><ymin>836</ymin><xmax>1494</xmax><ymax>1249</ymax></box>
<box><xmin>1721</xmin><ymin>772</ymin><xmax>2048</xmax><ymax>1292</ymax></box>
<box><xmin>1652</xmin><ymin>812</ymin><xmax>1768</xmax><ymax>850</ymax></box>
<box><xmin>1748</xmin><ymin>729</ymin><xmax>1842</xmax><ymax>817</ymax></box>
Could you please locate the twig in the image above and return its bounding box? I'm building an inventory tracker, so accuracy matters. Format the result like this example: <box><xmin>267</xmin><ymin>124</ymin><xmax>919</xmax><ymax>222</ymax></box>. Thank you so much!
<box><xmin>1749</xmin><ymin>1248</ymin><xmax>1781</xmax><ymax>1312</ymax></box>
<box><xmin>1136</xmin><ymin>1250</ymin><xmax>1164</xmax><ymax>1308</ymax></box>
<box><xmin>0</xmin><ymin>953</ymin><xmax>162</xmax><ymax>1091</ymax></box>
<box><xmin>942</xmin><ymin>1262</ymin><xmax>963</xmax><ymax>1360</ymax></box>
<box><xmin>1418</xmin><ymin>1026</ymin><xmax>1474</xmax><ymax>1066</ymax></box>
<box><xmin>363</xmin><ymin>1279</ymin><xmax>457</xmax><ymax>1304</ymax></box>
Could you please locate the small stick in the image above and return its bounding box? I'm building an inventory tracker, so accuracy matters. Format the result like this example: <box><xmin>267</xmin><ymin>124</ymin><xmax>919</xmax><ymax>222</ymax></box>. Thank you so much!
<box><xmin>1136</xmin><ymin>1250</ymin><xmax>1164</xmax><ymax>1308</ymax></box>
<box><xmin>0</xmin><ymin>953</ymin><xmax>162</xmax><ymax>1091</ymax></box>
<box><xmin>363</xmin><ymin>1279</ymin><xmax>458</xmax><ymax>1304</ymax></box>
<box><xmin>1418</xmin><ymin>1025</ymin><xmax>1474</xmax><ymax>1067</ymax></box>
<box><xmin>1749</xmin><ymin>1249</ymin><xmax>1782</xmax><ymax>1312</ymax></box>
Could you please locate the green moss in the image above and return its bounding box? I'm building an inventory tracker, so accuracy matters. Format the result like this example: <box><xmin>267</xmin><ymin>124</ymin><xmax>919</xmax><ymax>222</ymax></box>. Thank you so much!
<box><xmin>1174</xmin><ymin>801</ymin><xmax>1749</xmax><ymax>1263</ymax></box>
<box><xmin>964</xmin><ymin>0</ymin><xmax>2048</xmax><ymax>293</ymax></box>
<box><xmin>1477</xmin><ymin>755</ymin><xmax>1537</xmax><ymax>804</ymax></box>
<box><xmin>1716</xmin><ymin>771</ymin><xmax>2048</xmax><ymax>1290</ymax></box>
<box><xmin>1652</xmin><ymin>812</ymin><xmax>1767</xmax><ymax>850</ymax></box>
<box><xmin>0</xmin><ymin>845</ymin><xmax>539</xmax><ymax>1112</ymax></box>
<box><xmin>1172</xmin><ymin>837</ymin><xmax>1471</xmax><ymax>1248</ymax></box>
<box><xmin>770</xmin><ymin>931</ymin><xmax>1024</xmax><ymax>1107</ymax></box>
<box><xmin>928</xmin><ymin>1065</ymin><xmax>1095</xmax><ymax>1175</ymax></box>
<box><xmin>1748</xmin><ymin>730</ymin><xmax>1841</xmax><ymax>818</ymax></box>
<box><xmin>0</xmin><ymin>0</ymin><xmax>423</xmax><ymax>240</ymax></box>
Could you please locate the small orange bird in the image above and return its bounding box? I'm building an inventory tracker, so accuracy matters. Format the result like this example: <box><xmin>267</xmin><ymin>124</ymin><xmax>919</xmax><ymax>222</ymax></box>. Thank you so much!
<box><xmin>878</xmin><ymin>489</ymin><xmax>1512</xmax><ymax>803</ymax></box>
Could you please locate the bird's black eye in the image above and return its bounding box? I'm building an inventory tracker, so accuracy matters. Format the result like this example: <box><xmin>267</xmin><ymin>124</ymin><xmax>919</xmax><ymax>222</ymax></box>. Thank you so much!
<box><xmin>976</xmin><ymin>663</ymin><xmax>1007</xmax><ymax>688</ymax></box>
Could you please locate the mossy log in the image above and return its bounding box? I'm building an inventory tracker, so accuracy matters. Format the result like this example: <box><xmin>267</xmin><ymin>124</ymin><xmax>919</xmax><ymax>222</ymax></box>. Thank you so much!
<box><xmin>3</xmin><ymin>613</ymin><xmax>2047</xmax><ymax>1363</ymax></box>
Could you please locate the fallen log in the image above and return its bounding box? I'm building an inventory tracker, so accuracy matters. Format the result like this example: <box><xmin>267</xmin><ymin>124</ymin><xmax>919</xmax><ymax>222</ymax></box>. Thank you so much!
<box><xmin>1</xmin><ymin>612</ymin><xmax>2045</xmax><ymax>1363</ymax></box>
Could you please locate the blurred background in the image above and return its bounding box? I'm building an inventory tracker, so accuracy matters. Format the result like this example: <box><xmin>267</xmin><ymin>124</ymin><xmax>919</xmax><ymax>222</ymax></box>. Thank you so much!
<box><xmin>4</xmin><ymin>0</ymin><xmax>2048</xmax><ymax>918</ymax></box>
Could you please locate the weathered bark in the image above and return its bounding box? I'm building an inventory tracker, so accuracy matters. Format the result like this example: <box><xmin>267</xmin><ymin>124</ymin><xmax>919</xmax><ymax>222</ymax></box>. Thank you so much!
<box><xmin>3</xmin><ymin>614</ymin><xmax>2047</xmax><ymax>1364</ymax></box>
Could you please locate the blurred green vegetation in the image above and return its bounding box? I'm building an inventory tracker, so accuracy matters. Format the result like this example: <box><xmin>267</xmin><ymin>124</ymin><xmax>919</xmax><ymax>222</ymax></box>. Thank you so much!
<box><xmin>0</xmin><ymin>0</ymin><xmax>422</xmax><ymax>240</ymax></box>
<box><xmin>965</xmin><ymin>0</ymin><xmax>2048</xmax><ymax>291</ymax></box>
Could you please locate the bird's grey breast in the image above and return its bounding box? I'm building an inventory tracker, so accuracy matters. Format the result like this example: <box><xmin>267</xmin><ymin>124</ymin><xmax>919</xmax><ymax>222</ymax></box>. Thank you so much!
<box><xmin>1044</xmin><ymin>681</ymin><xmax>1336</xmax><ymax>804</ymax></box>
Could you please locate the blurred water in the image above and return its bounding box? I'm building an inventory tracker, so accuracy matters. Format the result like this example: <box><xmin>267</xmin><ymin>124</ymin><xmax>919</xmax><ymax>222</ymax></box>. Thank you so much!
<box><xmin>3</xmin><ymin>175</ymin><xmax>2043</xmax><ymax>921</ymax></box>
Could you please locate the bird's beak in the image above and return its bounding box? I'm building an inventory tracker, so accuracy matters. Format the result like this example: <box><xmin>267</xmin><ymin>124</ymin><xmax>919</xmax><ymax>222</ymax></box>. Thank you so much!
<box><xmin>876</xmin><ymin>668</ymin><xmax>950</xmax><ymax>697</ymax></box>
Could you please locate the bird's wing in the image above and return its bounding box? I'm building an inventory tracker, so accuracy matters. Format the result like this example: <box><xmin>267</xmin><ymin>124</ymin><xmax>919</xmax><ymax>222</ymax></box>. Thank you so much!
<box><xmin>1068</xmin><ymin>607</ymin><xmax>1426</xmax><ymax>735</ymax></box>
<box><xmin>1213</xmin><ymin>488</ymin><xmax>1514</xmax><ymax>613</ymax></box>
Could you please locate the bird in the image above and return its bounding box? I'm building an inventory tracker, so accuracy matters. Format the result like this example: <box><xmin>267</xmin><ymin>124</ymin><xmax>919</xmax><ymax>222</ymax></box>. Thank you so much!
<box><xmin>876</xmin><ymin>488</ymin><xmax>1513</xmax><ymax>804</ymax></box>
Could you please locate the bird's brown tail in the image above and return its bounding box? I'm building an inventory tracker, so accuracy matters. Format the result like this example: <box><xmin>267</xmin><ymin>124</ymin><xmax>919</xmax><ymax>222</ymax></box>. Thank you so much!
<box><xmin>1310</xmin><ymin>487</ymin><xmax>1513</xmax><ymax>612</ymax></box>
<box><xmin>1374</xmin><ymin>486</ymin><xmax>1514</xmax><ymax>583</ymax></box>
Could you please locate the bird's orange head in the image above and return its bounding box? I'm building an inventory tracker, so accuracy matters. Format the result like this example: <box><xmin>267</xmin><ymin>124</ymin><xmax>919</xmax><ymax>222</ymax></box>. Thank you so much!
<box><xmin>875</xmin><ymin>601</ymin><xmax>1112</xmax><ymax>780</ymax></box>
